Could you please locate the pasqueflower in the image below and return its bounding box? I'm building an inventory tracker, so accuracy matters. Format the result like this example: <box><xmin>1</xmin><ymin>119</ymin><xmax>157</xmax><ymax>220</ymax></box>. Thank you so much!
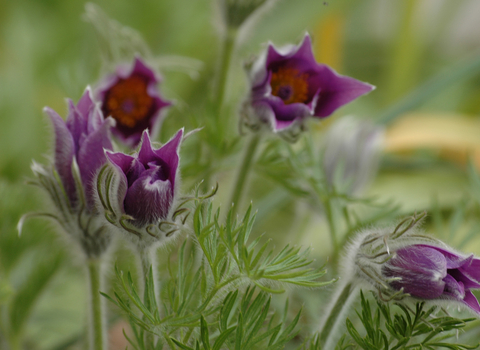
<box><xmin>382</xmin><ymin>244</ymin><xmax>480</xmax><ymax>314</ymax></box>
<box><xmin>24</xmin><ymin>88</ymin><xmax>115</xmax><ymax>257</ymax></box>
<box><xmin>46</xmin><ymin>88</ymin><xmax>115</xmax><ymax>210</ymax></box>
<box><xmin>99</xmin><ymin>129</ymin><xmax>183</xmax><ymax>248</ymax></box>
<box><xmin>348</xmin><ymin>213</ymin><xmax>480</xmax><ymax>315</ymax></box>
<box><xmin>246</xmin><ymin>34</ymin><xmax>374</xmax><ymax>136</ymax></box>
<box><xmin>96</xmin><ymin>56</ymin><xmax>172</xmax><ymax>147</ymax></box>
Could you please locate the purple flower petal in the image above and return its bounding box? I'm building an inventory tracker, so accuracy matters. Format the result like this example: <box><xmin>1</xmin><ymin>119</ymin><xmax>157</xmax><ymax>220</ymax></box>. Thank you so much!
<box><xmin>443</xmin><ymin>274</ymin><xmax>465</xmax><ymax>299</ymax></box>
<box><xmin>383</xmin><ymin>246</ymin><xmax>447</xmax><ymax>299</ymax></box>
<box><xmin>45</xmin><ymin>87</ymin><xmax>114</xmax><ymax>215</ymax></box>
<box><xmin>105</xmin><ymin>151</ymin><xmax>135</xmax><ymax>212</ymax></box>
<box><xmin>153</xmin><ymin>128</ymin><xmax>183</xmax><ymax>189</ymax></box>
<box><xmin>44</xmin><ymin>107</ymin><xmax>77</xmax><ymax>204</ymax></box>
<box><xmin>137</xmin><ymin>130</ymin><xmax>159</xmax><ymax>165</ymax></box>
<box><xmin>462</xmin><ymin>291</ymin><xmax>480</xmax><ymax>314</ymax></box>
<box><xmin>124</xmin><ymin>169</ymin><xmax>173</xmax><ymax>225</ymax></box>
<box><xmin>77</xmin><ymin>117</ymin><xmax>114</xmax><ymax>210</ymax></box>
<box><xmin>66</xmin><ymin>99</ymin><xmax>87</xmax><ymax>154</ymax></box>
<box><xmin>448</xmin><ymin>269</ymin><xmax>480</xmax><ymax>290</ymax></box>
<box><xmin>77</xmin><ymin>87</ymin><xmax>95</xmax><ymax>119</ymax></box>
<box><xmin>311</xmin><ymin>67</ymin><xmax>375</xmax><ymax>118</ymax></box>
<box><xmin>418</xmin><ymin>245</ymin><xmax>470</xmax><ymax>269</ymax></box>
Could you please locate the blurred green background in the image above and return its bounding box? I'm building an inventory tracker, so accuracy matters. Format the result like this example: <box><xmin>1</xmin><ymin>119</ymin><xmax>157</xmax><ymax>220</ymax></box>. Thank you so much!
<box><xmin>2</xmin><ymin>0</ymin><xmax>480</xmax><ymax>348</ymax></box>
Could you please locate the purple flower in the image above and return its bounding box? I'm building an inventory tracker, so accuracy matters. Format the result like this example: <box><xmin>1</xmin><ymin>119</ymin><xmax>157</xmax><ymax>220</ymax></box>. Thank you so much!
<box><xmin>96</xmin><ymin>56</ymin><xmax>172</xmax><ymax>147</ymax></box>
<box><xmin>105</xmin><ymin>129</ymin><xmax>183</xmax><ymax>228</ymax></box>
<box><xmin>248</xmin><ymin>34</ymin><xmax>374</xmax><ymax>133</ymax></box>
<box><xmin>45</xmin><ymin>88</ymin><xmax>114</xmax><ymax>211</ymax></box>
<box><xmin>382</xmin><ymin>244</ymin><xmax>480</xmax><ymax>314</ymax></box>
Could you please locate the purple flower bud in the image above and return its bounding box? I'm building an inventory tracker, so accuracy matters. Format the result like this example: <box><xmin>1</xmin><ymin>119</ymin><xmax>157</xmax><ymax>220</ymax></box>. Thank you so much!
<box><xmin>382</xmin><ymin>244</ymin><xmax>480</xmax><ymax>314</ymax></box>
<box><xmin>347</xmin><ymin>213</ymin><xmax>480</xmax><ymax>316</ymax></box>
<box><xmin>105</xmin><ymin>129</ymin><xmax>183</xmax><ymax>229</ymax></box>
<box><xmin>245</xmin><ymin>34</ymin><xmax>374</xmax><ymax>136</ymax></box>
<box><xmin>45</xmin><ymin>88</ymin><xmax>115</xmax><ymax>211</ymax></box>
<box><xmin>22</xmin><ymin>88</ymin><xmax>115</xmax><ymax>258</ymax></box>
<box><xmin>96</xmin><ymin>56</ymin><xmax>172</xmax><ymax>147</ymax></box>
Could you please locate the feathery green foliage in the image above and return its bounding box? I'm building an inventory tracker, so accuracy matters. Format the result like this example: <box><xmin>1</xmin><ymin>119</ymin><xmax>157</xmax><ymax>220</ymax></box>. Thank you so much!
<box><xmin>344</xmin><ymin>291</ymin><xmax>479</xmax><ymax>350</ymax></box>
<box><xmin>103</xmin><ymin>199</ymin><xmax>333</xmax><ymax>349</ymax></box>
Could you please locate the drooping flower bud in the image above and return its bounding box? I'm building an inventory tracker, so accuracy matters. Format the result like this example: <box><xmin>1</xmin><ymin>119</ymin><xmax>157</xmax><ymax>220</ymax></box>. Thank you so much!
<box><xmin>20</xmin><ymin>88</ymin><xmax>115</xmax><ymax>258</ymax></box>
<box><xmin>323</xmin><ymin>116</ymin><xmax>384</xmax><ymax>195</ymax></box>
<box><xmin>382</xmin><ymin>244</ymin><xmax>480</xmax><ymax>313</ymax></box>
<box><xmin>98</xmin><ymin>129</ymin><xmax>184</xmax><ymax>250</ymax></box>
<box><xmin>95</xmin><ymin>56</ymin><xmax>172</xmax><ymax>147</ymax></box>
<box><xmin>346</xmin><ymin>212</ymin><xmax>480</xmax><ymax>315</ymax></box>
<box><xmin>242</xmin><ymin>34</ymin><xmax>374</xmax><ymax>141</ymax></box>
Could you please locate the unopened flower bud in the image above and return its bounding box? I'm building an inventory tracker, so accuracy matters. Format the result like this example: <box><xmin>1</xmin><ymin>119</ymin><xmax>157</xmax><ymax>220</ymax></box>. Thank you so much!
<box><xmin>98</xmin><ymin>129</ymin><xmax>184</xmax><ymax>250</ymax></box>
<box><xmin>346</xmin><ymin>212</ymin><xmax>480</xmax><ymax>315</ymax></box>
<box><xmin>21</xmin><ymin>88</ymin><xmax>115</xmax><ymax>258</ymax></box>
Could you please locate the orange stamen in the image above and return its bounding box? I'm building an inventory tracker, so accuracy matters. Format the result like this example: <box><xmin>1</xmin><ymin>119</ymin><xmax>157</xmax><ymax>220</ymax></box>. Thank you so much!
<box><xmin>104</xmin><ymin>74</ymin><xmax>154</xmax><ymax>128</ymax></box>
<box><xmin>270</xmin><ymin>67</ymin><xmax>310</xmax><ymax>104</ymax></box>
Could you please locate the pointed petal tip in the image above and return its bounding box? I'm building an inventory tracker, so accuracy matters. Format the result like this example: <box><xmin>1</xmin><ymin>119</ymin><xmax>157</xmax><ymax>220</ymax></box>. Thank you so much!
<box><xmin>300</xmin><ymin>32</ymin><xmax>312</xmax><ymax>45</ymax></box>
<box><xmin>141</xmin><ymin>129</ymin><xmax>151</xmax><ymax>143</ymax></box>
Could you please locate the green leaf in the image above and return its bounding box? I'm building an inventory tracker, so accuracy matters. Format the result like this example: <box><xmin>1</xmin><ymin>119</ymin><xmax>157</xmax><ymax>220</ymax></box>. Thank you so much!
<box><xmin>9</xmin><ymin>249</ymin><xmax>63</xmax><ymax>336</ymax></box>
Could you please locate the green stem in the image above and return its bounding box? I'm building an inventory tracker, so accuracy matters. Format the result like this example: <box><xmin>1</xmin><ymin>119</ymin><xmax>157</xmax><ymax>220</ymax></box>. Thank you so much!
<box><xmin>87</xmin><ymin>259</ymin><xmax>105</xmax><ymax>350</ymax></box>
<box><xmin>214</xmin><ymin>27</ymin><xmax>237</xmax><ymax>117</ymax></box>
<box><xmin>140</xmin><ymin>249</ymin><xmax>157</xmax><ymax>348</ymax></box>
<box><xmin>324</xmin><ymin>195</ymin><xmax>339</xmax><ymax>258</ymax></box>
<box><xmin>229</xmin><ymin>134</ymin><xmax>261</xmax><ymax>213</ymax></box>
<box><xmin>318</xmin><ymin>281</ymin><xmax>356</xmax><ymax>349</ymax></box>
<box><xmin>201</xmin><ymin>27</ymin><xmax>237</xmax><ymax>192</ymax></box>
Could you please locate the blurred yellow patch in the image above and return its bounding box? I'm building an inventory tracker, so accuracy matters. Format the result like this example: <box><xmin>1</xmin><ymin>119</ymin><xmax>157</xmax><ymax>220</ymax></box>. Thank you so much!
<box><xmin>385</xmin><ymin>113</ymin><xmax>480</xmax><ymax>169</ymax></box>
<box><xmin>314</xmin><ymin>12</ymin><xmax>345</xmax><ymax>71</ymax></box>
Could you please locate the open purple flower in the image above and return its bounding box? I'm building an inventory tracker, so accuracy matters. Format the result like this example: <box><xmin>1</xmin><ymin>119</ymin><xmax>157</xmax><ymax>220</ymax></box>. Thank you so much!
<box><xmin>382</xmin><ymin>244</ymin><xmax>480</xmax><ymax>315</ymax></box>
<box><xmin>105</xmin><ymin>129</ymin><xmax>183</xmax><ymax>229</ymax></box>
<box><xmin>96</xmin><ymin>56</ymin><xmax>172</xmax><ymax>147</ymax></box>
<box><xmin>248</xmin><ymin>34</ymin><xmax>374</xmax><ymax>133</ymax></box>
<box><xmin>45</xmin><ymin>87</ymin><xmax>114</xmax><ymax>211</ymax></box>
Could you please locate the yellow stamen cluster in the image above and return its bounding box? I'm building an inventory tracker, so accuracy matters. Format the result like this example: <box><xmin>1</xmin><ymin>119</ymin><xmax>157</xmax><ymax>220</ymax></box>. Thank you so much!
<box><xmin>104</xmin><ymin>75</ymin><xmax>154</xmax><ymax>128</ymax></box>
<box><xmin>270</xmin><ymin>67</ymin><xmax>310</xmax><ymax>104</ymax></box>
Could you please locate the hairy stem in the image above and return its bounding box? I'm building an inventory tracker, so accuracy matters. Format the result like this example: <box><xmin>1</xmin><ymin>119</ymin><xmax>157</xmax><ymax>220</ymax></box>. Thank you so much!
<box><xmin>318</xmin><ymin>281</ymin><xmax>356</xmax><ymax>348</ymax></box>
<box><xmin>87</xmin><ymin>259</ymin><xmax>105</xmax><ymax>350</ymax></box>
<box><xmin>324</xmin><ymin>196</ymin><xmax>339</xmax><ymax>258</ymax></box>
<box><xmin>214</xmin><ymin>27</ymin><xmax>237</xmax><ymax>117</ymax></box>
<box><xmin>140</xmin><ymin>249</ymin><xmax>158</xmax><ymax>348</ymax></box>
<box><xmin>229</xmin><ymin>134</ymin><xmax>261</xmax><ymax>213</ymax></box>
<box><xmin>201</xmin><ymin>28</ymin><xmax>237</xmax><ymax>192</ymax></box>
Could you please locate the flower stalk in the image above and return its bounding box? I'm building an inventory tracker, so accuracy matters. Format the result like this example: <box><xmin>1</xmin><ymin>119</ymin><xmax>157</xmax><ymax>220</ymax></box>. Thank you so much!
<box><xmin>318</xmin><ymin>281</ymin><xmax>356</xmax><ymax>349</ymax></box>
<box><xmin>229</xmin><ymin>133</ymin><xmax>261</xmax><ymax>213</ymax></box>
<box><xmin>323</xmin><ymin>195</ymin><xmax>339</xmax><ymax>258</ymax></box>
<box><xmin>87</xmin><ymin>259</ymin><xmax>106</xmax><ymax>350</ymax></box>
<box><xmin>214</xmin><ymin>27</ymin><xmax>237</xmax><ymax>119</ymax></box>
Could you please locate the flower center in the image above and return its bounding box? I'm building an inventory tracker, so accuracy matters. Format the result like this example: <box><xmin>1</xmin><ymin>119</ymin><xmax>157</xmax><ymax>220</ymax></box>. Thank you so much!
<box><xmin>270</xmin><ymin>67</ymin><xmax>309</xmax><ymax>104</ymax></box>
<box><xmin>103</xmin><ymin>74</ymin><xmax>154</xmax><ymax>128</ymax></box>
